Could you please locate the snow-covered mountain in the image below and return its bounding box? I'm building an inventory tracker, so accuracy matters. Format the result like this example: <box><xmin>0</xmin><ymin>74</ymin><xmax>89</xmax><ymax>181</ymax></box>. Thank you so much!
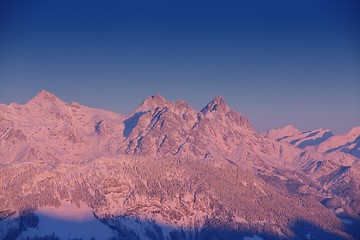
<box><xmin>264</xmin><ymin>124</ymin><xmax>360</xmax><ymax>230</ymax></box>
<box><xmin>0</xmin><ymin>91</ymin><xmax>359</xmax><ymax>239</ymax></box>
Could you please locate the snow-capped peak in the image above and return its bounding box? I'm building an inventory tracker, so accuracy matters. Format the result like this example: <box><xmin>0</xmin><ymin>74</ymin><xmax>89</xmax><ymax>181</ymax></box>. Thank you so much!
<box><xmin>136</xmin><ymin>93</ymin><xmax>170</xmax><ymax>112</ymax></box>
<box><xmin>347</xmin><ymin>126</ymin><xmax>360</xmax><ymax>137</ymax></box>
<box><xmin>27</xmin><ymin>90</ymin><xmax>66</xmax><ymax>106</ymax></box>
<box><xmin>201</xmin><ymin>96</ymin><xmax>228</xmax><ymax>114</ymax></box>
<box><xmin>263</xmin><ymin>125</ymin><xmax>300</xmax><ymax>139</ymax></box>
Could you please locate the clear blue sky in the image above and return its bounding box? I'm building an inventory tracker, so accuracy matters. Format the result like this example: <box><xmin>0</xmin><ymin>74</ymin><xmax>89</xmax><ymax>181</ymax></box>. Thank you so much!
<box><xmin>1</xmin><ymin>0</ymin><xmax>359</xmax><ymax>134</ymax></box>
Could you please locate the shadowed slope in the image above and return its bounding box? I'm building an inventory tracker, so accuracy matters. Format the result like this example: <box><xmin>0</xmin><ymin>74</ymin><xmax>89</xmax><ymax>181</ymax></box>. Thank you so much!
<box><xmin>0</xmin><ymin>91</ymin><xmax>359</xmax><ymax>239</ymax></box>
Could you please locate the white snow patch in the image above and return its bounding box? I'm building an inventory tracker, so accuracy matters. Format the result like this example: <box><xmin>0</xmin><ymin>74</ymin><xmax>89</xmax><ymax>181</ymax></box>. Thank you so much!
<box><xmin>334</xmin><ymin>208</ymin><xmax>344</xmax><ymax>214</ymax></box>
<box><xmin>19</xmin><ymin>202</ymin><xmax>115</xmax><ymax>240</ymax></box>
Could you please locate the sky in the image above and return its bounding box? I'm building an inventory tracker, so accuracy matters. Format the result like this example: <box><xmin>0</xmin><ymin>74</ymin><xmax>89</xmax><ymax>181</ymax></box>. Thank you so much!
<box><xmin>0</xmin><ymin>0</ymin><xmax>359</xmax><ymax>134</ymax></box>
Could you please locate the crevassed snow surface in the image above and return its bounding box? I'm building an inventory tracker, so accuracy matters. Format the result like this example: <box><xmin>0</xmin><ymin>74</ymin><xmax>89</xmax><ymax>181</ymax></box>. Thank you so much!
<box><xmin>19</xmin><ymin>202</ymin><xmax>114</xmax><ymax>240</ymax></box>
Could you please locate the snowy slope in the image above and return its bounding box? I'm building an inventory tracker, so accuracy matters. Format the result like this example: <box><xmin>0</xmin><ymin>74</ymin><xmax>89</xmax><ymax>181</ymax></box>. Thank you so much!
<box><xmin>0</xmin><ymin>91</ymin><xmax>358</xmax><ymax>239</ymax></box>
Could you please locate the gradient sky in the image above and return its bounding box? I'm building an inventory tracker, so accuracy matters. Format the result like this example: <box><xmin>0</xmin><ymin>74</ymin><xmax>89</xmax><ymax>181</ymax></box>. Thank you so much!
<box><xmin>0</xmin><ymin>0</ymin><xmax>359</xmax><ymax>134</ymax></box>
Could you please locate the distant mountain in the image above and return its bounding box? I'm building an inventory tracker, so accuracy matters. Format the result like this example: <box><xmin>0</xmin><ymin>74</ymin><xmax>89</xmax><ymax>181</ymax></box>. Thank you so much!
<box><xmin>0</xmin><ymin>91</ymin><xmax>359</xmax><ymax>239</ymax></box>
<box><xmin>263</xmin><ymin>125</ymin><xmax>301</xmax><ymax>140</ymax></box>
<box><xmin>264</xmin><ymin>124</ymin><xmax>360</xmax><ymax>233</ymax></box>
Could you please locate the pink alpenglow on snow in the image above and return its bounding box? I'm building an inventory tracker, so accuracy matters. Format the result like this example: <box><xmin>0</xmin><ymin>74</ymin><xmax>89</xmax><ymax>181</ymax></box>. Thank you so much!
<box><xmin>0</xmin><ymin>91</ymin><xmax>359</xmax><ymax>240</ymax></box>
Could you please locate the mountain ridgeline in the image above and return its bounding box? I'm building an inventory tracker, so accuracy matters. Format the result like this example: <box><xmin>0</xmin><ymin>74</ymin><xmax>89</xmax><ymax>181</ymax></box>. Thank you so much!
<box><xmin>0</xmin><ymin>91</ymin><xmax>359</xmax><ymax>240</ymax></box>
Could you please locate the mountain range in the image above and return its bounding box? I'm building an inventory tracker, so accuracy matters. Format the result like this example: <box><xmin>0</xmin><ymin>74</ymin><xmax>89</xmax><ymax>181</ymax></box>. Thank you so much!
<box><xmin>0</xmin><ymin>90</ymin><xmax>359</xmax><ymax>239</ymax></box>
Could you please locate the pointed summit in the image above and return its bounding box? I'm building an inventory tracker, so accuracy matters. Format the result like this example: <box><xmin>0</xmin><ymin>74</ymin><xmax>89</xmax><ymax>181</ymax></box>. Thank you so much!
<box><xmin>35</xmin><ymin>90</ymin><xmax>57</xmax><ymax>100</ymax></box>
<box><xmin>136</xmin><ymin>93</ymin><xmax>170</xmax><ymax>112</ymax></box>
<box><xmin>201</xmin><ymin>96</ymin><xmax>228</xmax><ymax>114</ymax></box>
<box><xmin>27</xmin><ymin>90</ymin><xmax>66</xmax><ymax>106</ymax></box>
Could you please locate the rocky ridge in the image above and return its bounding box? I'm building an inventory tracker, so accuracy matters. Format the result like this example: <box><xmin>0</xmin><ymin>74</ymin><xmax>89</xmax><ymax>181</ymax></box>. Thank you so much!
<box><xmin>0</xmin><ymin>91</ymin><xmax>359</xmax><ymax>239</ymax></box>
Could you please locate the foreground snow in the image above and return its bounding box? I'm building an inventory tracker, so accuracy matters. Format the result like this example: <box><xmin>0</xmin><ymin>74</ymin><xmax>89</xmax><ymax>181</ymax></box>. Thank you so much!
<box><xmin>19</xmin><ymin>202</ymin><xmax>115</xmax><ymax>240</ymax></box>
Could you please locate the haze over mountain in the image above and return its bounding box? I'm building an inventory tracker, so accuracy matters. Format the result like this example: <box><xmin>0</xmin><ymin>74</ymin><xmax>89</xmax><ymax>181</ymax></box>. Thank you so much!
<box><xmin>0</xmin><ymin>91</ymin><xmax>359</xmax><ymax>240</ymax></box>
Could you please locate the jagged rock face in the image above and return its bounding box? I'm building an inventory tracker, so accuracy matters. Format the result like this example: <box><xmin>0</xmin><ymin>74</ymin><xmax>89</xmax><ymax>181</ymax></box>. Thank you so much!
<box><xmin>0</xmin><ymin>91</ymin><xmax>359</xmax><ymax>239</ymax></box>
<box><xmin>118</xmin><ymin>95</ymin><xmax>278</xmax><ymax>167</ymax></box>
<box><xmin>118</xmin><ymin>95</ymin><xmax>199</xmax><ymax>157</ymax></box>
<box><xmin>0</xmin><ymin>92</ymin><xmax>286</xmax><ymax>167</ymax></box>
